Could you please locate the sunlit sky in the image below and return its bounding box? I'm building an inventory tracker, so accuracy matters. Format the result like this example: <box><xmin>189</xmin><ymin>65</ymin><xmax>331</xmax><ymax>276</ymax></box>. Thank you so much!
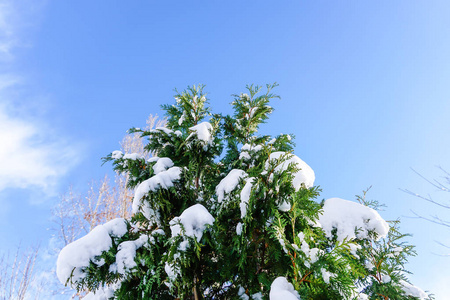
<box><xmin>1</xmin><ymin>1</ymin><xmax>450</xmax><ymax>298</ymax></box>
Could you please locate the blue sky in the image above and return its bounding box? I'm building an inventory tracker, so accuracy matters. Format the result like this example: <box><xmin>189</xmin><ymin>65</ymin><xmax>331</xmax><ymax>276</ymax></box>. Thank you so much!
<box><xmin>1</xmin><ymin>0</ymin><xmax>450</xmax><ymax>297</ymax></box>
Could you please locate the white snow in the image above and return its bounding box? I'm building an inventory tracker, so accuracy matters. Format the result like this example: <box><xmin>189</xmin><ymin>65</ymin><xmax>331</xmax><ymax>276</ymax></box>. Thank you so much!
<box><xmin>132</xmin><ymin>166</ymin><xmax>182</xmax><ymax>214</ymax></box>
<box><xmin>165</xmin><ymin>261</ymin><xmax>179</xmax><ymax>287</ymax></box>
<box><xmin>170</xmin><ymin>204</ymin><xmax>215</xmax><ymax>242</ymax></box>
<box><xmin>122</xmin><ymin>153</ymin><xmax>143</xmax><ymax>160</ymax></box>
<box><xmin>318</xmin><ymin>198</ymin><xmax>389</xmax><ymax>242</ymax></box>
<box><xmin>152</xmin><ymin>157</ymin><xmax>174</xmax><ymax>174</ymax></box>
<box><xmin>269</xmin><ymin>277</ymin><xmax>300</xmax><ymax>300</ymax></box>
<box><xmin>238</xmin><ymin>286</ymin><xmax>249</xmax><ymax>300</ymax></box>
<box><xmin>381</xmin><ymin>274</ymin><xmax>391</xmax><ymax>283</ymax></box>
<box><xmin>400</xmin><ymin>280</ymin><xmax>428</xmax><ymax>299</ymax></box>
<box><xmin>365</xmin><ymin>260</ymin><xmax>375</xmax><ymax>270</ymax></box>
<box><xmin>239</xmin><ymin>151</ymin><xmax>251</xmax><ymax>160</ymax></box>
<box><xmin>151</xmin><ymin>127</ymin><xmax>174</xmax><ymax>135</ymax></box>
<box><xmin>216</xmin><ymin>169</ymin><xmax>247</xmax><ymax>202</ymax></box>
<box><xmin>240</xmin><ymin>177</ymin><xmax>255</xmax><ymax>218</ymax></box>
<box><xmin>114</xmin><ymin>235</ymin><xmax>148</xmax><ymax>275</ymax></box>
<box><xmin>83</xmin><ymin>286</ymin><xmax>116</xmax><ymax>300</ymax></box>
<box><xmin>356</xmin><ymin>293</ymin><xmax>369</xmax><ymax>300</ymax></box>
<box><xmin>347</xmin><ymin>243</ymin><xmax>362</xmax><ymax>259</ymax></box>
<box><xmin>111</xmin><ymin>150</ymin><xmax>123</xmax><ymax>159</ymax></box>
<box><xmin>189</xmin><ymin>122</ymin><xmax>213</xmax><ymax>145</ymax></box>
<box><xmin>266</xmin><ymin>152</ymin><xmax>315</xmax><ymax>190</ymax></box>
<box><xmin>241</xmin><ymin>143</ymin><xmax>263</xmax><ymax>153</ymax></box>
<box><xmin>103</xmin><ymin>218</ymin><xmax>128</xmax><ymax>238</ymax></box>
<box><xmin>148</xmin><ymin>156</ymin><xmax>159</xmax><ymax>163</ymax></box>
<box><xmin>236</xmin><ymin>222</ymin><xmax>243</xmax><ymax>235</ymax></box>
<box><xmin>56</xmin><ymin>218</ymin><xmax>127</xmax><ymax>286</ymax></box>
<box><xmin>320</xmin><ymin>268</ymin><xmax>335</xmax><ymax>284</ymax></box>
<box><xmin>278</xmin><ymin>200</ymin><xmax>291</xmax><ymax>212</ymax></box>
<box><xmin>178</xmin><ymin>113</ymin><xmax>186</xmax><ymax>125</ymax></box>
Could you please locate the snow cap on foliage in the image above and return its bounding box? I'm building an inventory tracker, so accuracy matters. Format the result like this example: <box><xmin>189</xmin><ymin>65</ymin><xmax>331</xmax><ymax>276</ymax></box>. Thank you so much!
<box><xmin>240</xmin><ymin>177</ymin><xmax>255</xmax><ymax>218</ymax></box>
<box><xmin>170</xmin><ymin>204</ymin><xmax>214</xmax><ymax>242</ymax></box>
<box><xmin>56</xmin><ymin>218</ymin><xmax>128</xmax><ymax>286</ymax></box>
<box><xmin>269</xmin><ymin>277</ymin><xmax>300</xmax><ymax>300</ymax></box>
<box><xmin>189</xmin><ymin>122</ymin><xmax>213</xmax><ymax>146</ymax></box>
<box><xmin>83</xmin><ymin>285</ymin><xmax>116</xmax><ymax>300</ymax></box>
<box><xmin>111</xmin><ymin>150</ymin><xmax>123</xmax><ymax>159</ymax></box>
<box><xmin>152</xmin><ymin>157</ymin><xmax>174</xmax><ymax>174</ymax></box>
<box><xmin>151</xmin><ymin>126</ymin><xmax>176</xmax><ymax>136</ymax></box>
<box><xmin>239</xmin><ymin>143</ymin><xmax>263</xmax><ymax>160</ymax></box>
<box><xmin>112</xmin><ymin>235</ymin><xmax>148</xmax><ymax>275</ymax></box>
<box><xmin>132</xmin><ymin>166</ymin><xmax>182</xmax><ymax>214</ymax></box>
<box><xmin>123</xmin><ymin>153</ymin><xmax>143</xmax><ymax>160</ymax></box>
<box><xmin>267</xmin><ymin>152</ymin><xmax>315</xmax><ymax>190</ymax></box>
<box><xmin>216</xmin><ymin>169</ymin><xmax>248</xmax><ymax>202</ymax></box>
<box><xmin>318</xmin><ymin>198</ymin><xmax>389</xmax><ymax>242</ymax></box>
<box><xmin>400</xmin><ymin>280</ymin><xmax>428</xmax><ymax>299</ymax></box>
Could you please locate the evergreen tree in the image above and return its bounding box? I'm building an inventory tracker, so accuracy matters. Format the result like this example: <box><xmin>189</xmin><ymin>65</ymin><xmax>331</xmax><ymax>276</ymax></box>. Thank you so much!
<box><xmin>56</xmin><ymin>84</ymin><xmax>432</xmax><ymax>300</ymax></box>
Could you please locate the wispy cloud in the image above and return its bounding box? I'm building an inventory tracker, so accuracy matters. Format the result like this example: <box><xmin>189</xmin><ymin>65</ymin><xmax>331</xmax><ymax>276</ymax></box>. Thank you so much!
<box><xmin>0</xmin><ymin>0</ymin><xmax>82</xmax><ymax>196</ymax></box>
<box><xmin>0</xmin><ymin>86</ymin><xmax>82</xmax><ymax>195</ymax></box>
<box><xmin>0</xmin><ymin>0</ymin><xmax>17</xmax><ymax>60</ymax></box>
<box><xmin>0</xmin><ymin>0</ymin><xmax>45</xmax><ymax>62</ymax></box>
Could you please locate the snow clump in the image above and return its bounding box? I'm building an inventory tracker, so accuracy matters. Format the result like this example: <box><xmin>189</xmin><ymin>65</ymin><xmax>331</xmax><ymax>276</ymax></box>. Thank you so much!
<box><xmin>152</xmin><ymin>157</ymin><xmax>174</xmax><ymax>174</ymax></box>
<box><xmin>318</xmin><ymin>198</ymin><xmax>389</xmax><ymax>242</ymax></box>
<box><xmin>111</xmin><ymin>235</ymin><xmax>148</xmax><ymax>275</ymax></box>
<box><xmin>132</xmin><ymin>166</ymin><xmax>182</xmax><ymax>214</ymax></box>
<box><xmin>240</xmin><ymin>177</ymin><xmax>255</xmax><ymax>218</ymax></box>
<box><xmin>269</xmin><ymin>277</ymin><xmax>300</xmax><ymax>300</ymax></box>
<box><xmin>188</xmin><ymin>122</ymin><xmax>213</xmax><ymax>149</ymax></box>
<box><xmin>400</xmin><ymin>280</ymin><xmax>428</xmax><ymax>299</ymax></box>
<box><xmin>266</xmin><ymin>152</ymin><xmax>315</xmax><ymax>190</ymax></box>
<box><xmin>111</xmin><ymin>150</ymin><xmax>123</xmax><ymax>159</ymax></box>
<box><xmin>56</xmin><ymin>218</ymin><xmax>128</xmax><ymax>287</ymax></box>
<box><xmin>216</xmin><ymin>169</ymin><xmax>247</xmax><ymax>203</ymax></box>
<box><xmin>122</xmin><ymin>153</ymin><xmax>143</xmax><ymax>160</ymax></box>
<box><xmin>83</xmin><ymin>285</ymin><xmax>116</xmax><ymax>300</ymax></box>
<box><xmin>170</xmin><ymin>204</ymin><xmax>215</xmax><ymax>243</ymax></box>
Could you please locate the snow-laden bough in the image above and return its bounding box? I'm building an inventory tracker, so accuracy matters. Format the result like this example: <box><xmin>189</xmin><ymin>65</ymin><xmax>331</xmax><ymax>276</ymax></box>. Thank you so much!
<box><xmin>318</xmin><ymin>198</ymin><xmax>389</xmax><ymax>242</ymax></box>
<box><xmin>56</xmin><ymin>218</ymin><xmax>128</xmax><ymax>287</ymax></box>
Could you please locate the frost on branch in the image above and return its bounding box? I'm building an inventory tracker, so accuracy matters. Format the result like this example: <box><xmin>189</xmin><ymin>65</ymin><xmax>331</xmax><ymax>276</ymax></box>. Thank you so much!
<box><xmin>318</xmin><ymin>197</ymin><xmax>389</xmax><ymax>241</ymax></box>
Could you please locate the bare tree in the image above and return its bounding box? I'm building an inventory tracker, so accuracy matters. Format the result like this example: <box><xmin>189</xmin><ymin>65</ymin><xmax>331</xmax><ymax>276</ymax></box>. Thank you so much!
<box><xmin>402</xmin><ymin>167</ymin><xmax>450</xmax><ymax>255</ymax></box>
<box><xmin>0</xmin><ymin>246</ymin><xmax>40</xmax><ymax>300</ymax></box>
<box><xmin>402</xmin><ymin>167</ymin><xmax>450</xmax><ymax>228</ymax></box>
<box><xmin>53</xmin><ymin>114</ymin><xmax>165</xmax><ymax>246</ymax></box>
<box><xmin>50</xmin><ymin>114</ymin><xmax>165</xmax><ymax>298</ymax></box>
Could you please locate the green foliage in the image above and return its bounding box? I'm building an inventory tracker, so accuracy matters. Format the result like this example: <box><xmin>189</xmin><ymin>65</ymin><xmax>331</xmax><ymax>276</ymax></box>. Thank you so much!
<box><xmin>65</xmin><ymin>85</ymin><xmax>431</xmax><ymax>300</ymax></box>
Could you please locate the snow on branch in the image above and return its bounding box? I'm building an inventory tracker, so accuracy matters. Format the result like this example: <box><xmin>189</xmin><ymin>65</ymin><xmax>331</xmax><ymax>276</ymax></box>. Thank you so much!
<box><xmin>318</xmin><ymin>198</ymin><xmax>389</xmax><ymax>242</ymax></box>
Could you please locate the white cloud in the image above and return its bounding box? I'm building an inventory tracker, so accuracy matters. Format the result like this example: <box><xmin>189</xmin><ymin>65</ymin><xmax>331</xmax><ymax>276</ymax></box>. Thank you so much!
<box><xmin>0</xmin><ymin>0</ymin><xmax>45</xmax><ymax>62</ymax></box>
<box><xmin>0</xmin><ymin>80</ymin><xmax>82</xmax><ymax>195</ymax></box>
<box><xmin>0</xmin><ymin>0</ymin><xmax>77</xmax><ymax>196</ymax></box>
<box><xmin>0</xmin><ymin>0</ymin><xmax>17</xmax><ymax>60</ymax></box>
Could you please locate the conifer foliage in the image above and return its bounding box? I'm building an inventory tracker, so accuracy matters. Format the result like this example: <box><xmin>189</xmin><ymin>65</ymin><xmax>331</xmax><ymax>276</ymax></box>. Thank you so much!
<box><xmin>56</xmin><ymin>85</ymin><xmax>431</xmax><ymax>299</ymax></box>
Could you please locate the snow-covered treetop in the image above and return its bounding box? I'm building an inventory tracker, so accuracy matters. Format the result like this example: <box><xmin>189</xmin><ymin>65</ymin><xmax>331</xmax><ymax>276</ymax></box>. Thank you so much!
<box><xmin>59</xmin><ymin>84</ymin><xmax>430</xmax><ymax>300</ymax></box>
